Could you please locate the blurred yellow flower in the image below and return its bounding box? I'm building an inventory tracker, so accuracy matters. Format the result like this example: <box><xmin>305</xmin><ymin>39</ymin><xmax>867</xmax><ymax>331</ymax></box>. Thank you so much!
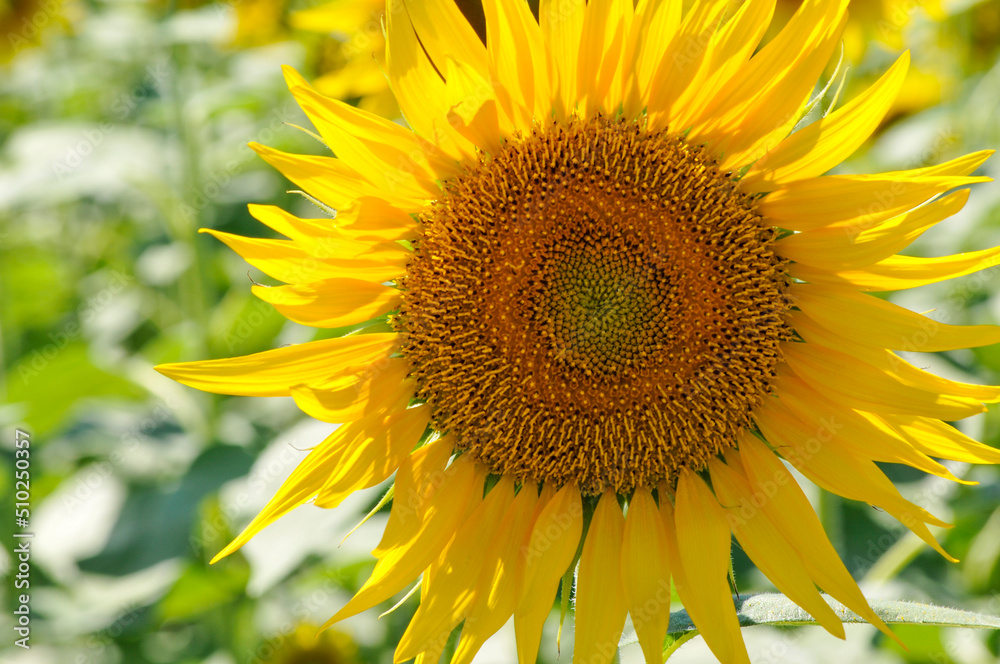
<box><xmin>1</xmin><ymin>0</ymin><xmax>73</xmax><ymax>61</ymax></box>
<box><xmin>259</xmin><ymin>624</ymin><xmax>358</xmax><ymax>664</ymax></box>
<box><xmin>231</xmin><ymin>0</ymin><xmax>397</xmax><ymax>116</ymax></box>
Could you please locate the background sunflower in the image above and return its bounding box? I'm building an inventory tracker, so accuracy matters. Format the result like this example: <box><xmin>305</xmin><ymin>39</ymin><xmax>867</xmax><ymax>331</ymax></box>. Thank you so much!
<box><xmin>2</xmin><ymin>1</ymin><xmax>1000</xmax><ymax>664</ymax></box>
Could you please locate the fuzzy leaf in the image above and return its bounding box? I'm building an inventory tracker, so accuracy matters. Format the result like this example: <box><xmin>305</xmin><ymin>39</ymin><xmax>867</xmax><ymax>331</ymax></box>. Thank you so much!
<box><xmin>619</xmin><ymin>593</ymin><xmax>1000</xmax><ymax>650</ymax></box>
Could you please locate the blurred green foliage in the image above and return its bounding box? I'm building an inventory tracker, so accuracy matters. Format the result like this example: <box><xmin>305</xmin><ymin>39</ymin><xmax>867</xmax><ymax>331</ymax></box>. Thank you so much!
<box><xmin>1</xmin><ymin>1</ymin><xmax>1000</xmax><ymax>663</ymax></box>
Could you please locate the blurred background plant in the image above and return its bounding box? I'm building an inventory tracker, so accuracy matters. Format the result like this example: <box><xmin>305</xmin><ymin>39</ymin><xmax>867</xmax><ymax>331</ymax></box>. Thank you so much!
<box><xmin>1</xmin><ymin>1</ymin><xmax>1000</xmax><ymax>663</ymax></box>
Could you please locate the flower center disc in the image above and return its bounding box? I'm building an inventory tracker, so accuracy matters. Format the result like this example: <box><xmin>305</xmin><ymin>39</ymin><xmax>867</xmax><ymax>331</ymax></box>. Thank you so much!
<box><xmin>399</xmin><ymin>118</ymin><xmax>790</xmax><ymax>493</ymax></box>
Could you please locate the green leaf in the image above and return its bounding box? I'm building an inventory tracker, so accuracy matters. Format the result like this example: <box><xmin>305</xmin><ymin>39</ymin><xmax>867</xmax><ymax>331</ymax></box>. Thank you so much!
<box><xmin>619</xmin><ymin>594</ymin><xmax>1000</xmax><ymax>656</ymax></box>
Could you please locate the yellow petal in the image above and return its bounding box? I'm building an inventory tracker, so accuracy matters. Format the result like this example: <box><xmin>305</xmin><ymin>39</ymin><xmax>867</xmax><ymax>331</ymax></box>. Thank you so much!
<box><xmin>202</xmin><ymin>228</ymin><xmax>408</xmax><ymax>285</ymax></box>
<box><xmin>451</xmin><ymin>484</ymin><xmax>541</xmax><ymax>664</ymax></box>
<box><xmin>879</xmin><ymin>149</ymin><xmax>994</xmax><ymax>179</ymax></box>
<box><xmin>620</xmin><ymin>487</ymin><xmax>671</xmax><ymax>664</ymax></box>
<box><xmin>883</xmin><ymin>415</ymin><xmax>1000</xmax><ymax>465</ymax></box>
<box><xmin>283</xmin><ymin>66</ymin><xmax>457</xmax><ymax>191</ymax></box>
<box><xmin>645</xmin><ymin>0</ymin><xmax>733</xmax><ymax>129</ymax></box>
<box><xmin>781</xmin><ymin>343</ymin><xmax>986</xmax><ymax>420</ymax></box>
<box><xmin>759</xmin><ymin>174</ymin><xmax>989</xmax><ymax>230</ymax></box>
<box><xmin>402</xmin><ymin>0</ymin><xmax>490</xmax><ymax>81</ymax></box>
<box><xmin>324</xmin><ymin>456</ymin><xmax>482</xmax><ymax>627</ymax></box>
<box><xmin>443</xmin><ymin>55</ymin><xmax>512</xmax><ymax>155</ymax></box>
<box><xmin>791</xmin><ymin>312</ymin><xmax>1000</xmax><ymax>405</ymax></box>
<box><xmin>314</xmin><ymin>405</ymin><xmax>430</xmax><ymax>508</ymax></box>
<box><xmin>539</xmin><ymin>0</ymin><xmax>585</xmax><ymax>119</ymax></box>
<box><xmin>669</xmin><ymin>470</ymin><xmax>751</xmax><ymax>664</ymax></box>
<box><xmin>573</xmin><ymin>490</ymin><xmax>628</xmax><ymax>664</ymax></box>
<box><xmin>384</xmin><ymin>4</ymin><xmax>477</xmax><ymax>162</ymax></box>
<box><xmin>248</xmin><ymin>202</ymin><xmax>415</xmax><ymax>243</ymax></box>
<box><xmin>374</xmin><ymin>437</ymin><xmax>454</xmax><ymax>556</ymax></box>
<box><xmin>577</xmin><ymin>0</ymin><xmax>632</xmax><ymax>117</ymax></box>
<box><xmin>773</xmin><ymin>370</ymin><xmax>974</xmax><ymax>484</ymax></box>
<box><xmin>743</xmin><ymin>52</ymin><xmax>910</xmax><ymax>190</ymax></box>
<box><xmin>733</xmin><ymin>435</ymin><xmax>902</xmax><ymax>645</ymax></box>
<box><xmin>291</xmin><ymin>357</ymin><xmax>414</xmax><ymax>424</ymax></box>
<box><xmin>211</xmin><ymin>410</ymin><xmax>385</xmax><ymax>562</ymax></box>
<box><xmin>709</xmin><ymin>458</ymin><xmax>845</xmax><ymax>638</ymax></box>
<box><xmin>625</xmin><ymin>0</ymin><xmax>681</xmax><ymax>118</ymax></box>
<box><xmin>482</xmin><ymin>0</ymin><xmax>552</xmax><ymax>130</ymax></box>
<box><xmin>693</xmin><ymin>0</ymin><xmax>848</xmax><ymax>164</ymax></box>
<box><xmin>155</xmin><ymin>333</ymin><xmax>397</xmax><ymax>397</ymax></box>
<box><xmin>755</xmin><ymin>399</ymin><xmax>957</xmax><ymax>561</ymax></box>
<box><xmin>251</xmin><ymin>142</ymin><xmax>426</xmax><ymax>212</ymax></box>
<box><xmin>515</xmin><ymin>484</ymin><xmax>583</xmax><ymax>664</ymax></box>
<box><xmin>394</xmin><ymin>476</ymin><xmax>516</xmax><ymax>663</ymax></box>
<box><xmin>667</xmin><ymin>0</ymin><xmax>776</xmax><ymax>134</ymax></box>
<box><xmin>252</xmin><ymin>279</ymin><xmax>399</xmax><ymax>329</ymax></box>
<box><xmin>776</xmin><ymin>189</ymin><xmax>970</xmax><ymax>270</ymax></box>
<box><xmin>790</xmin><ymin>244</ymin><xmax>1000</xmax><ymax>292</ymax></box>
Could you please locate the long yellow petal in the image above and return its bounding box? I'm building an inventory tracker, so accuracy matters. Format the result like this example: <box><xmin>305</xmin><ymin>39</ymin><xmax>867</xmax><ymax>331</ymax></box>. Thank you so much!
<box><xmin>760</xmin><ymin>175</ymin><xmax>989</xmax><ymax>230</ymax></box>
<box><xmin>539</xmin><ymin>0</ymin><xmax>585</xmax><ymax>119</ymax></box>
<box><xmin>791</xmin><ymin>244</ymin><xmax>1000</xmax><ymax>292</ymax></box>
<box><xmin>210</xmin><ymin>409</ymin><xmax>385</xmax><ymax>562</ymax></box>
<box><xmin>695</xmin><ymin>0</ymin><xmax>848</xmax><ymax>165</ymax></box>
<box><xmin>247</xmin><ymin>203</ymin><xmax>416</xmax><ymax>243</ymax></box>
<box><xmin>791</xmin><ymin>312</ymin><xmax>1000</xmax><ymax>404</ymax></box>
<box><xmin>394</xmin><ymin>476</ymin><xmax>516</xmax><ymax>663</ymax></box>
<box><xmin>743</xmin><ymin>52</ymin><xmax>910</xmax><ymax>190</ymax></box>
<box><xmin>573</xmin><ymin>490</ymin><xmax>628</xmax><ymax>664</ymax></box>
<box><xmin>667</xmin><ymin>0</ymin><xmax>776</xmax><ymax>134</ymax></box>
<box><xmin>402</xmin><ymin>0</ymin><xmax>490</xmax><ymax>80</ymax></box>
<box><xmin>773</xmin><ymin>370</ymin><xmax>973</xmax><ymax>483</ymax></box>
<box><xmin>324</xmin><ymin>456</ymin><xmax>482</xmax><ymax>627</ymax></box>
<box><xmin>443</xmin><ymin>55</ymin><xmax>512</xmax><ymax>155</ymax></box>
<box><xmin>384</xmin><ymin>5</ymin><xmax>477</xmax><ymax>163</ymax></box>
<box><xmin>374</xmin><ymin>437</ymin><xmax>454</xmax><ymax>556</ymax></box>
<box><xmin>283</xmin><ymin>66</ymin><xmax>459</xmax><ymax>189</ymax></box>
<box><xmin>781</xmin><ymin>343</ymin><xmax>986</xmax><ymax>420</ymax></box>
<box><xmin>155</xmin><ymin>333</ymin><xmax>397</xmax><ymax>397</ymax></box>
<box><xmin>709</xmin><ymin>458</ymin><xmax>846</xmax><ymax>638</ymax></box>
<box><xmin>291</xmin><ymin>358</ymin><xmax>414</xmax><ymax>424</ymax></box>
<box><xmin>732</xmin><ymin>436</ymin><xmax>901</xmax><ymax>645</ymax></box>
<box><xmin>625</xmin><ymin>0</ymin><xmax>681</xmax><ymax>118</ymax></box>
<box><xmin>514</xmin><ymin>484</ymin><xmax>583</xmax><ymax>664</ymax></box>
<box><xmin>251</xmin><ymin>143</ymin><xmax>427</xmax><ymax>212</ymax></box>
<box><xmin>669</xmin><ymin>470</ymin><xmax>751</xmax><ymax>664</ymax></box>
<box><xmin>482</xmin><ymin>0</ymin><xmax>552</xmax><ymax>130</ymax></box>
<box><xmin>645</xmin><ymin>0</ymin><xmax>732</xmax><ymax>129</ymax></box>
<box><xmin>451</xmin><ymin>484</ymin><xmax>541</xmax><ymax>664</ymax></box>
<box><xmin>314</xmin><ymin>405</ymin><xmax>430</xmax><ymax>508</ymax></box>
<box><xmin>776</xmin><ymin>189</ymin><xmax>970</xmax><ymax>270</ymax></box>
<box><xmin>577</xmin><ymin>0</ymin><xmax>632</xmax><ymax>117</ymax></box>
<box><xmin>252</xmin><ymin>279</ymin><xmax>399</xmax><ymax>329</ymax></box>
<box><xmin>884</xmin><ymin>415</ymin><xmax>1000</xmax><ymax>465</ymax></box>
<box><xmin>203</xmin><ymin>229</ymin><xmax>408</xmax><ymax>285</ymax></box>
<box><xmin>620</xmin><ymin>487</ymin><xmax>671</xmax><ymax>664</ymax></box>
<box><xmin>755</xmin><ymin>400</ymin><xmax>957</xmax><ymax>561</ymax></box>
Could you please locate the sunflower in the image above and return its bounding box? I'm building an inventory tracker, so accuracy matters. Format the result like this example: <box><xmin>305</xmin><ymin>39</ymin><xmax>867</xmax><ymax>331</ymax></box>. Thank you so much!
<box><xmin>157</xmin><ymin>0</ymin><xmax>1000</xmax><ymax>662</ymax></box>
<box><xmin>1</xmin><ymin>0</ymin><xmax>73</xmax><ymax>61</ymax></box>
<box><xmin>259</xmin><ymin>624</ymin><xmax>358</xmax><ymax>664</ymax></box>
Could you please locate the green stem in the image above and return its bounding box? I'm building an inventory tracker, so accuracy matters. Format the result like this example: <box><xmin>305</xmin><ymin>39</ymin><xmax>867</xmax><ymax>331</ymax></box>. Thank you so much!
<box><xmin>662</xmin><ymin>631</ymin><xmax>698</xmax><ymax>661</ymax></box>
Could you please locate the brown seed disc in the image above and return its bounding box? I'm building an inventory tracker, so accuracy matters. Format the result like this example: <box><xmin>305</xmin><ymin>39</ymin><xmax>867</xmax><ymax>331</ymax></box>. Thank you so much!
<box><xmin>398</xmin><ymin>117</ymin><xmax>791</xmax><ymax>493</ymax></box>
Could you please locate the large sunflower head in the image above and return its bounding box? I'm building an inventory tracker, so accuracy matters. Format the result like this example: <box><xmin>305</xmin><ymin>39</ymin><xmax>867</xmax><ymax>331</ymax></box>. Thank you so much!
<box><xmin>158</xmin><ymin>0</ymin><xmax>1000</xmax><ymax>662</ymax></box>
